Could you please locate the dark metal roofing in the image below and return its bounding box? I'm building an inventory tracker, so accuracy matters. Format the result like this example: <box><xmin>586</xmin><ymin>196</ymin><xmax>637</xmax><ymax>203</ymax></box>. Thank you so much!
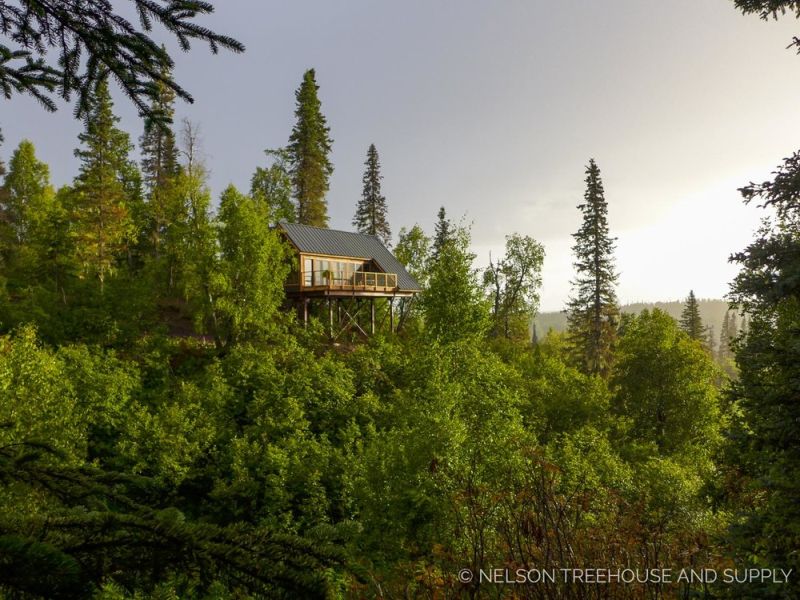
<box><xmin>278</xmin><ymin>221</ymin><xmax>421</xmax><ymax>291</ymax></box>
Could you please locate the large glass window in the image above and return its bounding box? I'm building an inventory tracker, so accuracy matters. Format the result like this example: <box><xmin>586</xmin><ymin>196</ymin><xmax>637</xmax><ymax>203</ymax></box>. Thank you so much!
<box><xmin>301</xmin><ymin>257</ymin><xmax>378</xmax><ymax>287</ymax></box>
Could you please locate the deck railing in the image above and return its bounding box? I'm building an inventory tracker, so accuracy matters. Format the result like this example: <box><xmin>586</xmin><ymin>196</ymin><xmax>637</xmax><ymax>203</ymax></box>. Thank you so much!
<box><xmin>300</xmin><ymin>270</ymin><xmax>398</xmax><ymax>290</ymax></box>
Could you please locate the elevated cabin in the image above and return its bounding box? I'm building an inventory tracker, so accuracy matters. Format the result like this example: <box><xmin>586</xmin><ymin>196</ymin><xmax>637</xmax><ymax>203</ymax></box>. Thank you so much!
<box><xmin>277</xmin><ymin>221</ymin><xmax>421</xmax><ymax>336</ymax></box>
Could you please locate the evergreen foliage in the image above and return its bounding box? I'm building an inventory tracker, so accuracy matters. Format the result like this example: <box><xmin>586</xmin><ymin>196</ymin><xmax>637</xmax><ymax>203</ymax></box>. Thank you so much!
<box><xmin>287</xmin><ymin>69</ymin><xmax>333</xmax><ymax>227</ymax></box>
<box><xmin>726</xmin><ymin>151</ymin><xmax>800</xmax><ymax>596</ymax></box>
<box><xmin>0</xmin><ymin>440</ymin><xmax>343</xmax><ymax>598</ymax></box>
<box><xmin>0</xmin><ymin>31</ymin><xmax>780</xmax><ymax>596</ymax></box>
<box><xmin>679</xmin><ymin>290</ymin><xmax>705</xmax><ymax>341</ymax></box>
<box><xmin>734</xmin><ymin>0</ymin><xmax>800</xmax><ymax>17</ymax></box>
<box><xmin>0</xmin><ymin>1</ymin><xmax>244</xmax><ymax>122</ymax></box>
<box><xmin>140</xmin><ymin>69</ymin><xmax>182</xmax><ymax>265</ymax></box>
<box><xmin>71</xmin><ymin>79</ymin><xmax>139</xmax><ymax>293</ymax></box>
<box><xmin>566</xmin><ymin>159</ymin><xmax>619</xmax><ymax>376</ymax></box>
<box><xmin>707</xmin><ymin>324</ymin><xmax>716</xmax><ymax>355</ymax></box>
<box><xmin>718</xmin><ymin>310</ymin><xmax>730</xmax><ymax>360</ymax></box>
<box><xmin>353</xmin><ymin>143</ymin><xmax>391</xmax><ymax>245</ymax></box>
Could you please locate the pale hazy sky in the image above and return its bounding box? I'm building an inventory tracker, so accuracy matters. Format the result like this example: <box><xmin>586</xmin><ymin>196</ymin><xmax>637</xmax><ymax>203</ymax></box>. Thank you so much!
<box><xmin>3</xmin><ymin>1</ymin><xmax>799</xmax><ymax>310</ymax></box>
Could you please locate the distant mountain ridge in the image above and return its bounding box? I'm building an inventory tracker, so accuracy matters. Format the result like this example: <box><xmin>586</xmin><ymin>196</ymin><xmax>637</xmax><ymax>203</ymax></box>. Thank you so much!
<box><xmin>535</xmin><ymin>299</ymin><xmax>736</xmax><ymax>341</ymax></box>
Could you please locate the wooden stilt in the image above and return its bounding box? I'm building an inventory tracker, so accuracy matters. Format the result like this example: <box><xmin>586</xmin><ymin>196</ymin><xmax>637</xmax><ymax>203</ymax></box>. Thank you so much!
<box><xmin>303</xmin><ymin>298</ymin><xmax>309</xmax><ymax>328</ymax></box>
<box><xmin>389</xmin><ymin>298</ymin><xmax>394</xmax><ymax>333</ymax></box>
<box><xmin>328</xmin><ymin>298</ymin><xmax>334</xmax><ymax>339</ymax></box>
<box><xmin>370</xmin><ymin>298</ymin><xmax>375</xmax><ymax>335</ymax></box>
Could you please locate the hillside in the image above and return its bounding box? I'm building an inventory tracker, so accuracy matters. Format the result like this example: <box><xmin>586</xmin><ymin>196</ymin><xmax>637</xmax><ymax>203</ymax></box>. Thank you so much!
<box><xmin>535</xmin><ymin>299</ymin><xmax>737</xmax><ymax>341</ymax></box>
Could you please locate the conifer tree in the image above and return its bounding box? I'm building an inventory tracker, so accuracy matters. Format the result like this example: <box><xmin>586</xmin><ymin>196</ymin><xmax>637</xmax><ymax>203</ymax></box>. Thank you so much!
<box><xmin>72</xmin><ymin>79</ymin><xmax>138</xmax><ymax>293</ymax></box>
<box><xmin>566</xmin><ymin>159</ymin><xmax>619</xmax><ymax>376</ymax></box>
<box><xmin>0</xmin><ymin>2</ymin><xmax>243</xmax><ymax>123</ymax></box>
<box><xmin>140</xmin><ymin>71</ymin><xmax>181</xmax><ymax>261</ymax></box>
<box><xmin>287</xmin><ymin>69</ymin><xmax>333</xmax><ymax>227</ymax></box>
<box><xmin>353</xmin><ymin>143</ymin><xmax>391</xmax><ymax>244</ymax></box>
<box><xmin>706</xmin><ymin>324</ymin><xmax>716</xmax><ymax>355</ymax></box>
<box><xmin>679</xmin><ymin>290</ymin><xmax>705</xmax><ymax>341</ymax></box>
<box><xmin>0</xmin><ymin>130</ymin><xmax>8</xmax><ymax>260</ymax></box>
<box><xmin>726</xmin><ymin>149</ymin><xmax>800</xmax><ymax>594</ymax></box>
<box><xmin>728</xmin><ymin>311</ymin><xmax>738</xmax><ymax>342</ymax></box>
<box><xmin>0</xmin><ymin>128</ymin><xmax>5</xmax><ymax>179</ymax></box>
<box><xmin>718</xmin><ymin>311</ymin><xmax>731</xmax><ymax>363</ymax></box>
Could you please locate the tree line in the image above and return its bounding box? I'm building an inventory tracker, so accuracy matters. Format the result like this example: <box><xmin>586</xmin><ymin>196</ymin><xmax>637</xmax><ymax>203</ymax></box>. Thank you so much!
<box><xmin>0</xmin><ymin>0</ymin><xmax>798</xmax><ymax>598</ymax></box>
<box><xmin>0</xmin><ymin>105</ymin><xmax>773</xmax><ymax>598</ymax></box>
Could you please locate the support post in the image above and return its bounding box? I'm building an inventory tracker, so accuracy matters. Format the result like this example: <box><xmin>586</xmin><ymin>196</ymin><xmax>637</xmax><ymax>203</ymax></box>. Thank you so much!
<box><xmin>389</xmin><ymin>298</ymin><xmax>394</xmax><ymax>333</ymax></box>
<box><xmin>370</xmin><ymin>298</ymin><xmax>375</xmax><ymax>335</ymax></box>
<box><xmin>328</xmin><ymin>298</ymin><xmax>334</xmax><ymax>339</ymax></box>
<box><xmin>303</xmin><ymin>298</ymin><xmax>309</xmax><ymax>328</ymax></box>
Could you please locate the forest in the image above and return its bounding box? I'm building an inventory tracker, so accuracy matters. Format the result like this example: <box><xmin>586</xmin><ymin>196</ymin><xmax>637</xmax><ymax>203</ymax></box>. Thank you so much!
<box><xmin>0</xmin><ymin>1</ymin><xmax>798</xmax><ymax>599</ymax></box>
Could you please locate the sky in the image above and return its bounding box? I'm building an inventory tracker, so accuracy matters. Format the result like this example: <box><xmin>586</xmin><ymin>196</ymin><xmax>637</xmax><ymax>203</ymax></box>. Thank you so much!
<box><xmin>3</xmin><ymin>0</ymin><xmax>800</xmax><ymax>311</ymax></box>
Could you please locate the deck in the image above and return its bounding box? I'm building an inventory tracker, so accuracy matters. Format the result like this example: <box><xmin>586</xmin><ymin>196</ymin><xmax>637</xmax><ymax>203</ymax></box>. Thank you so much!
<box><xmin>285</xmin><ymin>270</ymin><xmax>415</xmax><ymax>298</ymax></box>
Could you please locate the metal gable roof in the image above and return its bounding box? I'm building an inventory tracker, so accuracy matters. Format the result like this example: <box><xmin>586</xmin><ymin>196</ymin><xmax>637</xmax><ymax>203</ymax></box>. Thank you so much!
<box><xmin>278</xmin><ymin>221</ymin><xmax>422</xmax><ymax>291</ymax></box>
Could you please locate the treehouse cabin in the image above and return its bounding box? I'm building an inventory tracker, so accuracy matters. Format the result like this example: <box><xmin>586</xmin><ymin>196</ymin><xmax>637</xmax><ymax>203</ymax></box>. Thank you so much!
<box><xmin>278</xmin><ymin>221</ymin><xmax>421</xmax><ymax>337</ymax></box>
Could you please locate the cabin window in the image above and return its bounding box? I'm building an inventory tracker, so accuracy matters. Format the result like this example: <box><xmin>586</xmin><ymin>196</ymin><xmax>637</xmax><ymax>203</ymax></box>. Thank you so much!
<box><xmin>303</xmin><ymin>258</ymin><xmax>313</xmax><ymax>286</ymax></box>
<box><xmin>298</xmin><ymin>256</ymin><xmax>378</xmax><ymax>287</ymax></box>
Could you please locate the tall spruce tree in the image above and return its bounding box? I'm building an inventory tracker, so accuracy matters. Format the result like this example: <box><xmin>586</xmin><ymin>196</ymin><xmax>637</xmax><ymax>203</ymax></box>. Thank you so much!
<box><xmin>287</xmin><ymin>69</ymin><xmax>333</xmax><ymax>227</ymax></box>
<box><xmin>728</xmin><ymin>311</ymin><xmax>738</xmax><ymax>342</ymax></box>
<box><xmin>679</xmin><ymin>290</ymin><xmax>705</xmax><ymax>341</ymax></box>
<box><xmin>726</xmin><ymin>150</ymin><xmax>800</xmax><ymax>595</ymax></box>
<box><xmin>566</xmin><ymin>159</ymin><xmax>619</xmax><ymax>376</ymax></box>
<box><xmin>353</xmin><ymin>143</ymin><xmax>391</xmax><ymax>244</ymax></box>
<box><xmin>72</xmin><ymin>79</ymin><xmax>138</xmax><ymax>292</ymax></box>
<box><xmin>140</xmin><ymin>71</ymin><xmax>181</xmax><ymax>261</ymax></box>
